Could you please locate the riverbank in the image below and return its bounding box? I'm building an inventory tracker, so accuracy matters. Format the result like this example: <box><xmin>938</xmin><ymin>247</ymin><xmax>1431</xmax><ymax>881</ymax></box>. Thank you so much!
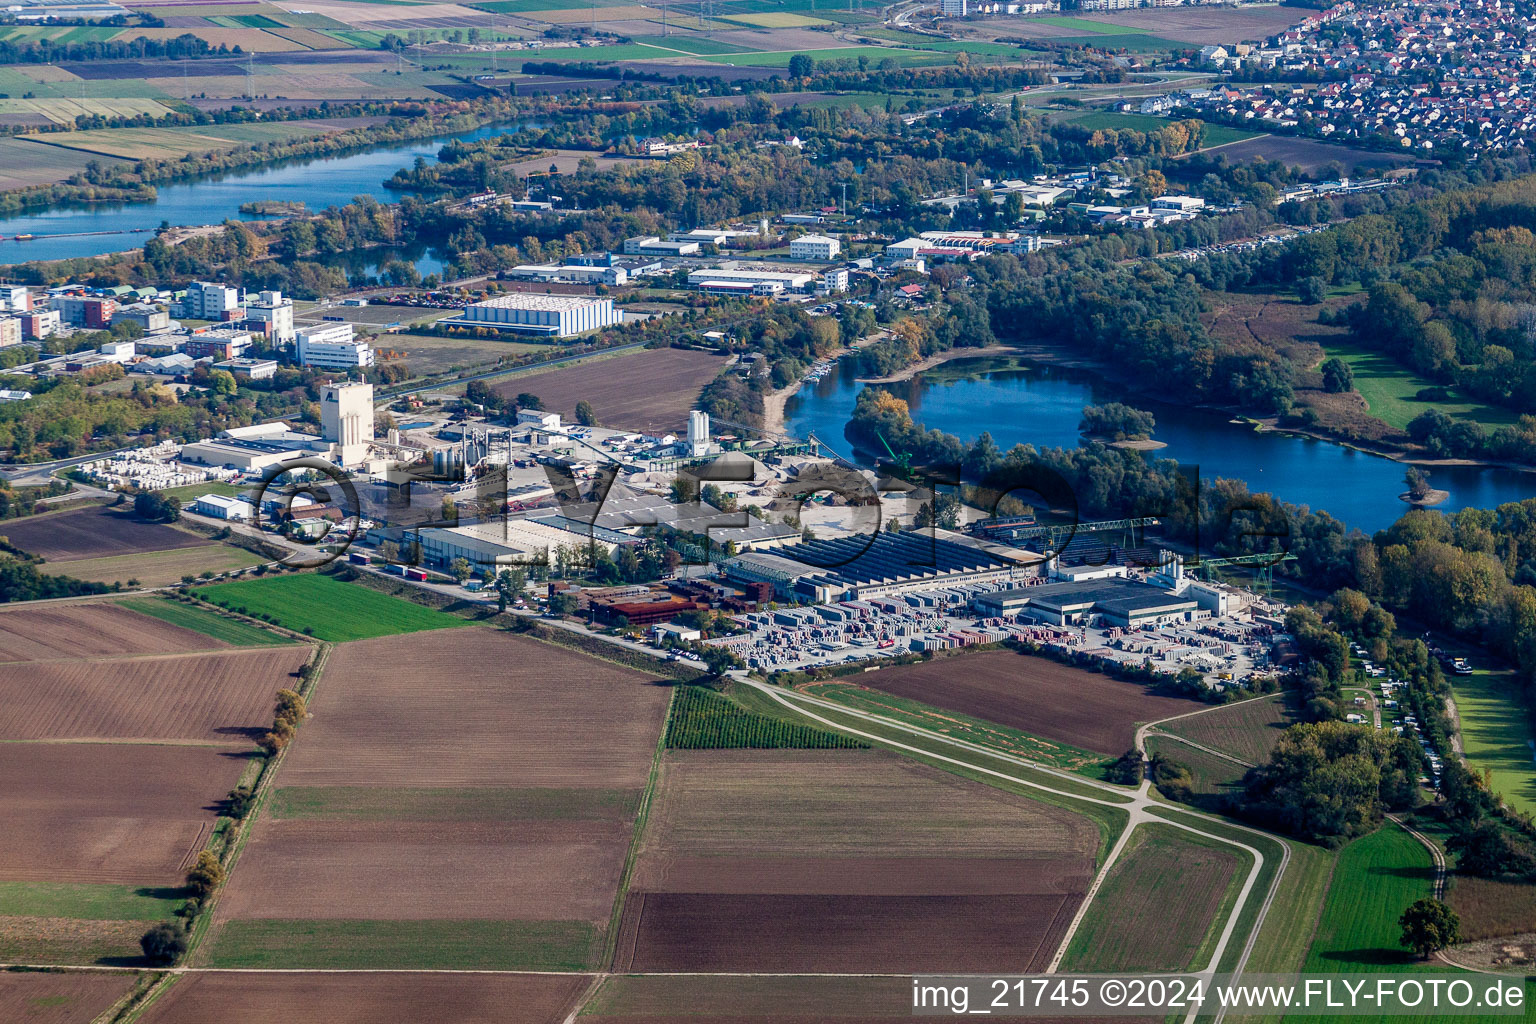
<box><xmin>854</xmin><ymin>343</ymin><xmax>1027</xmax><ymax>384</ymax></box>
<box><xmin>762</xmin><ymin>333</ymin><xmax>886</xmax><ymax>436</ymax></box>
<box><xmin>1004</xmin><ymin>339</ymin><xmax>1536</xmax><ymax>477</ymax></box>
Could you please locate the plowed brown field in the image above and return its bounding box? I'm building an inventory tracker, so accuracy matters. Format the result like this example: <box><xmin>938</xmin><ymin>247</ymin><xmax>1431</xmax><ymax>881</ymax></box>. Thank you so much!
<box><xmin>861</xmin><ymin>651</ymin><xmax>1194</xmax><ymax>755</ymax></box>
<box><xmin>0</xmin><ymin>603</ymin><xmax>222</xmax><ymax>661</ymax></box>
<box><xmin>0</xmin><ymin>742</ymin><xmax>251</xmax><ymax>884</ymax></box>
<box><xmin>619</xmin><ymin>749</ymin><xmax>1099</xmax><ymax>973</ymax></box>
<box><xmin>217</xmin><ymin>818</ymin><xmax>631</xmax><ymax>922</ymax></box>
<box><xmin>0</xmin><ymin>970</ymin><xmax>136</xmax><ymax>1024</ymax></box>
<box><xmin>3</xmin><ymin>506</ymin><xmax>211</xmax><ymax>561</ymax></box>
<box><xmin>0</xmin><ymin>647</ymin><xmax>310</xmax><ymax>742</ymax></box>
<box><xmin>279</xmin><ymin>629</ymin><xmax>671</xmax><ymax>787</ymax></box>
<box><xmin>137</xmin><ymin>971</ymin><xmax>590</xmax><ymax>1024</ymax></box>
<box><xmin>491</xmin><ymin>347</ymin><xmax>728</xmax><ymax>433</ymax></box>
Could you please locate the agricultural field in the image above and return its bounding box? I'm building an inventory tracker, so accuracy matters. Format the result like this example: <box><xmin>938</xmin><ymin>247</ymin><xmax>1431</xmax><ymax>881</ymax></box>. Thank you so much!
<box><xmin>117</xmin><ymin>596</ymin><xmax>293</xmax><ymax>646</ymax></box>
<box><xmin>190</xmin><ymin>573</ymin><xmax>473</xmax><ymax>641</ymax></box>
<box><xmin>1446</xmin><ymin>874</ymin><xmax>1536</xmax><ymax>942</ymax></box>
<box><xmin>0</xmin><ymin>601</ymin><xmax>234</xmax><ymax>660</ymax></box>
<box><xmin>43</xmin><ymin>544</ymin><xmax>268</xmax><ymax>587</ymax></box>
<box><xmin>0</xmin><ymin>594</ymin><xmax>303</xmax><ymax>964</ymax></box>
<box><xmin>0</xmin><ymin>741</ymin><xmax>251</xmax><ymax>886</ymax></box>
<box><xmin>1450</xmin><ymin>668</ymin><xmax>1536</xmax><ymax>816</ymax></box>
<box><xmin>373</xmin><ymin>332</ymin><xmax>550</xmax><ymax>376</ymax></box>
<box><xmin>722</xmin><ymin>12</ymin><xmax>828</xmax><ymax>27</ymax></box>
<box><xmin>1144</xmin><ymin>735</ymin><xmax>1248</xmax><ymax>798</ymax></box>
<box><xmin>615</xmin><ymin>748</ymin><xmax>1099</xmax><ymax>973</ymax></box>
<box><xmin>857</xmin><ymin>650</ymin><xmax>1196</xmax><ymax>756</ymax></box>
<box><xmin>3</xmin><ymin>504</ymin><xmax>209</xmax><ymax>562</ymax></box>
<box><xmin>581</xmin><ymin>974</ymin><xmax>917</xmax><ymax>1022</ymax></box>
<box><xmin>138</xmin><ymin>972</ymin><xmax>591</xmax><ymax>1024</ymax></box>
<box><xmin>0</xmin><ymin>138</ymin><xmax>123</xmax><ymax>190</ymax></box>
<box><xmin>804</xmin><ymin>680</ymin><xmax>1112</xmax><ymax>776</ymax></box>
<box><xmin>1060</xmin><ymin>823</ymin><xmax>1246</xmax><ymax>972</ymax></box>
<box><xmin>0</xmin><ymin>969</ymin><xmax>138</xmax><ymax>1024</ymax></box>
<box><xmin>1303</xmin><ymin>823</ymin><xmax>1434</xmax><ymax>970</ymax></box>
<box><xmin>27</xmin><ymin>117</ymin><xmax>386</xmax><ymax>161</ymax></box>
<box><xmin>202</xmin><ymin>628</ymin><xmax>671</xmax><ymax>970</ymax></box>
<box><xmin>1066</xmin><ymin>4</ymin><xmax>1315</xmax><ymax>44</ymax></box>
<box><xmin>699</xmin><ymin>46</ymin><xmax>960</xmax><ymax>68</ymax></box>
<box><xmin>0</xmin><ymin>647</ymin><xmax>308</xmax><ymax>743</ymax></box>
<box><xmin>1191</xmin><ymin>134</ymin><xmax>1419</xmax><ymax>175</ymax></box>
<box><xmin>0</xmin><ymin>96</ymin><xmax>176</xmax><ymax>125</ymax></box>
<box><xmin>490</xmin><ymin>345</ymin><xmax>728</xmax><ymax>433</ymax></box>
<box><xmin>1159</xmin><ymin>693</ymin><xmax>1299</xmax><ymax>765</ymax></box>
<box><xmin>665</xmin><ymin>684</ymin><xmax>867</xmax><ymax>750</ymax></box>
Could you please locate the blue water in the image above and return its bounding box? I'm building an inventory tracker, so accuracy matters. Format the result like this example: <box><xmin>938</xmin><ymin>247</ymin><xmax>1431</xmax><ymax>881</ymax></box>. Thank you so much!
<box><xmin>0</xmin><ymin>123</ymin><xmax>512</xmax><ymax>266</ymax></box>
<box><xmin>783</xmin><ymin>358</ymin><xmax>1536</xmax><ymax>535</ymax></box>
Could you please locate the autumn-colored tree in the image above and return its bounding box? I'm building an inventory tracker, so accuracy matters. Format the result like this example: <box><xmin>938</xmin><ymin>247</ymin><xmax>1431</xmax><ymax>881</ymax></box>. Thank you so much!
<box><xmin>185</xmin><ymin>850</ymin><xmax>226</xmax><ymax>898</ymax></box>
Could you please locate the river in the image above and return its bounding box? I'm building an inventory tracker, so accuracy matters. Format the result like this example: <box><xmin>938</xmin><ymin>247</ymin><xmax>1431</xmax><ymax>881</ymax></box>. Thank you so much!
<box><xmin>0</xmin><ymin>123</ymin><xmax>513</xmax><ymax>266</ymax></box>
<box><xmin>783</xmin><ymin>357</ymin><xmax>1536</xmax><ymax>535</ymax></box>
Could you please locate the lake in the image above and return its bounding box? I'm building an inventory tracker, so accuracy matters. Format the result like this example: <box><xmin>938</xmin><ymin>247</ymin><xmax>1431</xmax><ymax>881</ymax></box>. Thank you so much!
<box><xmin>783</xmin><ymin>357</ymin><xmax>1536</xmax><ymax>535</ymax></box>
<box><xmin>0</xmin><ymin>123</ymin><xmax>513</xmax><ymax>266</ymax></box>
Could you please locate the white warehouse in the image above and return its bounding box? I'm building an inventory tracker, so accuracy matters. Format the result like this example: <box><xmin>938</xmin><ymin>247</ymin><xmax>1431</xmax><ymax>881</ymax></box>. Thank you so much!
<box><xmin>456</xmin><ymin>294</ymin><xmax>621</xmax><ymax>337</ymax></box>
<box><xmin>789</xmin><ymin>234</ymin><xmax>840</xmax><ymax>261</ymax></box>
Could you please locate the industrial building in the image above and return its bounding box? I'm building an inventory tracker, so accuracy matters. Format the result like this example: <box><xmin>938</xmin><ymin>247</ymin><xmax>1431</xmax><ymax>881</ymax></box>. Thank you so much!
<box><xmin>320</xmin><ymin>381</ymin><xmax>373</xmax><ymax>467</ymax></box>
<box><xmin>529</xmin><ymin>491</ymin><xmax>800</xmax><ymax>552</ymax></box>
<box><xmin>417</xmin><ymin>517</ymin><xmax>621</xmax><ymax>570</ymax></box>
<box><xmin>974</xmin><ymin>577</ymin><xmax>1199</xmax><ymax>628</ymax></box>
<box><xmin>452</xmin><ymin>294</ymin><xmax>621</xmax><ymax>337</ymax></box>
<box><xmin>789</xmin><ymin>234</ymin><xmax>841</xmax><ymax>261</ymax></box>
<box><xmin>296</xmin><ymin>323</ymin><xmax>372</xmax><ymax>369</ymax></box>
<box><xmin>686</xmin><ymin>267</ymin><xmax>816</xmax><ymax>296</ymax></box>
<box><xmin>181</xmin><ymin>424</ymin><xmax>338</xmax><ymax>473</ymax></box>
<box><xmin>193</xmin><ymin>493</ymin><xmax>254</xmax><ymax>521</ymax></box>
<box><xmin>724</xmin><ymin>532</ymin><xmax>1019</xmax><ymax>602</ymax></box>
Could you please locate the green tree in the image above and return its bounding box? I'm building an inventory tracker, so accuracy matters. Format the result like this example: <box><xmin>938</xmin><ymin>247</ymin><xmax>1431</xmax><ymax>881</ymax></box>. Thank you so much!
<box><xmin>787</xmin><ymin>53</ymin><xmax>814</xmax><ymax>79</ymax></box>
<box><xmin>139</xmin><ymin>921</ymin><xmax>187</xmax><ymax>965</ymax></box>
<box><xmin>209</xmin><ymin>369</ymin><xmax>237</xmax><ymax>395</ymax></box>
<box><xmin>574</xmin><ymin>400</ymin><xmax>598</xmax><ymax>427</ymax></box>
<box><xmin>515</xmin><ymin>392</ymin><xmax>544</xmax><ymax>412</ymax></box>
<box><xmin>1399</xmin><ymin>898</ymin><xmax>1460</xmax><ymax>959</ymax></box>
<box><xmin>1320</xmin><ymin>357</ymin><xmax>1355</xmax><ymax>393</ymax></box>
<box><xmin>449</xmin><ymin>556</ymin><xmax>474</xmax><ymax>583</ymax></box>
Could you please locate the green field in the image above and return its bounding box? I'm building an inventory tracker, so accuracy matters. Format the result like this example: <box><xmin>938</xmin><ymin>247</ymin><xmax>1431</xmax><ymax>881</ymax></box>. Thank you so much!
<box><xmin>118</xmin><ymin>596</ymin><xmax>294</xmax><ymax>647</ymax></box>
<box><xmin>805</xmin><ymin>681</ymin><xmax>1111</xmax><ymax>777</ymax></box>
<box><xmin>1304</xmin><ymin>824</ymin><xmax>1433</xmax><ymax>970</ymax></box>
<box><xmin>1323</xmin><ymin>338</ymin><xmax>1516</xmax><ymax>433</ymax></box>
<box><xmin>470</xmin><ymin>0</ymin><xmax>637</xmax><ymax>9</ymax></box>
<box><xmin>665</xmin><ymin>684</ymin><xmax>867</xmax><ymax>750</ymax></box>
<box><xmin>701</xmin><ymin>46</ymin><xmax>955</xmax><ymax>68</ymax></box>
<box><xmin>190</xmin><ymin>573</ymin><xmax>473</xmax><ymax>641</ymax></box>
<box><xmin>203</xmin><ymin>918</ymin><xmax>598</xmax><ymax>969</ymax></box>
<box><xmin>1145</xmin><ymin>735</ymin><xmax>1248</xmax><ymax>797</ymax></box>
<box><xmin>1034</xmin><ymin>14</ymin><xmax>1147</xmax><ymax>34</ymax></box>
<box><xmin>1239</xmin><ymin>838</ymin><xmax>1338</xmax><ymax>976</ymax></box>
<box><xmin>1062</xmin><ymin>823</ymin><xmax>1249</xmax><ymax>973</ymax></box>
<box><xmin>1055</xmin><ymin>33</ymin><xmax>1189</xmax><ymax>53</ymax></box>
<box><xmin>0</xmin><ymin>881</ymin><xmax>182</xmax><ymax>921</ymax></box>
<box><xmin>1450</xmin><ymin>668</ymin><xmax>1536</xmax><ymax>816</ymax></box>
<box><xmin>44</xmin><ymin>543</ymin><xmax>267</xmax><ymax>587</ymax></box>
<box><xmin>632</xmin><ymin>35</ymin><xmax>752</xmax><ymax>54</ymax></box>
